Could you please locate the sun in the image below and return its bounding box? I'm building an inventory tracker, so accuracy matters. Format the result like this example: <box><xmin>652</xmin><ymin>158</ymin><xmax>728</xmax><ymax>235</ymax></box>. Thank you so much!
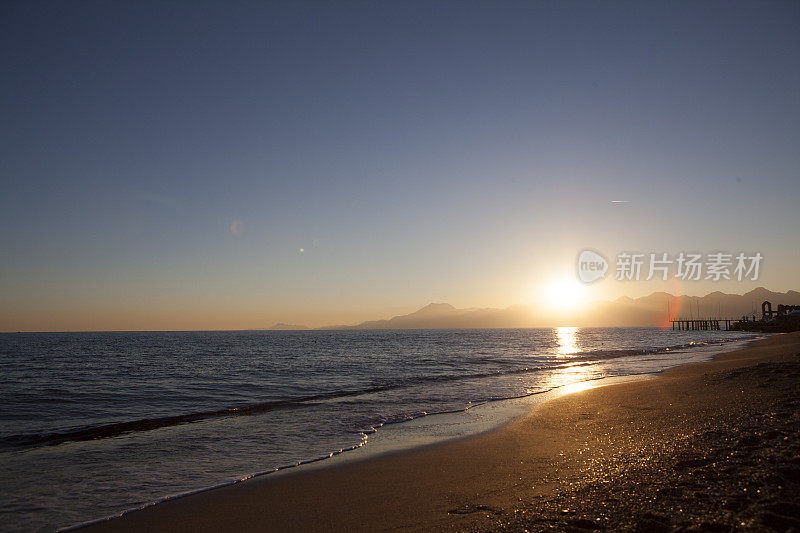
<box><xmin>542</xmin><ymin>278</ymin><xmax>587</xmax><ymax>312</ymax></box>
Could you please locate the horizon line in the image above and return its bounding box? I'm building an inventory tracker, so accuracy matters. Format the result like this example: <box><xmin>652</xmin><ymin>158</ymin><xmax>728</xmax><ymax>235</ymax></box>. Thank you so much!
<box><xmin>3</xmin><ymin>286</ymin><xmax>795</xmax><ymax>334</ymax></box>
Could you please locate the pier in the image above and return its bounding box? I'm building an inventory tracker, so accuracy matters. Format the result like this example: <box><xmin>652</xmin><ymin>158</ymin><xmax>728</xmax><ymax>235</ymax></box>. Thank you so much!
<box><xmin>672</xmin><ymin>300</ymin><xmax>800</xmax><ymax>331</ymax></box>
<box><xmin>671</xmin><ymin>316</ymin><xmax>757</xmax><ymax>331</ymax></box>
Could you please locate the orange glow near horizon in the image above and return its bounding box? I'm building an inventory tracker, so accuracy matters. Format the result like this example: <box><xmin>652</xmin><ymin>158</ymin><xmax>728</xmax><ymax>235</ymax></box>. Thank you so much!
<box><xmin>542</xmin><ymin>278</ymin><xmax>588</xmax><ymax>312</ymax></box>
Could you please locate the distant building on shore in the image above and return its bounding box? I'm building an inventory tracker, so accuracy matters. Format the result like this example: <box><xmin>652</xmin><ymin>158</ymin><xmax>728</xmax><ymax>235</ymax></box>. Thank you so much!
<box><xmin>761</xmin><ymin>301</ymin><xmax>800</xmax><ymax>320</ymax></box>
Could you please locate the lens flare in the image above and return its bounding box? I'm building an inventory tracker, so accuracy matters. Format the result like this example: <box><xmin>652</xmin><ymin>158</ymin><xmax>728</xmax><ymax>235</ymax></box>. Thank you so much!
<box><xmin>660</xmin><ymin>277</ymin><xmax>684</xmax><ymax>330</ymax></box>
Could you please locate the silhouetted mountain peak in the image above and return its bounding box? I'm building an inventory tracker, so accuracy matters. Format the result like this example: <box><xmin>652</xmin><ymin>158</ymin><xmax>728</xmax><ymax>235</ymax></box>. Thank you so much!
<box><xmin>638</xmin><ymin>292</ymin><xmax>674</xmax><ymax>302</ymax></box>
<box><xmin>415</xmin><ymin>303</ymin><xmax>457</xmax><ymax>315</ymax></box>
<box><xmin>266</xmin><ymin>323</ymin><xmax>309</xmax><ymax>330</ymax></box>
<box><xmin>743</xmin><ymin>287</ymin><xmax>773</xmax><ymax>299</ymax></box>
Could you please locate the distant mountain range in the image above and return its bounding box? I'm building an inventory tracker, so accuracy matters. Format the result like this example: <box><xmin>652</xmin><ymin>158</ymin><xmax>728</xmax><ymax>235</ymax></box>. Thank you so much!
<box><xmin>270</xmin><ymin>288</ymin><xmax>800</xmax><ymax>330</ymax></box>
<box><xmin>264</xmin><ymin>323</ymin><xmax>310</xmax><ymax>330</ymax></box>
<box><xmin>575</xmin><ymin>287</ymin><xmax>800</xmax><ymax>328</ymax></box>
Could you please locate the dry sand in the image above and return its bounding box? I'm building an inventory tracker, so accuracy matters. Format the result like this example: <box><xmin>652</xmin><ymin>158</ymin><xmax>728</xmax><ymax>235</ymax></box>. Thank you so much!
<box><xmin>84</xmin><ymin>332</ymin><xmax>800</xmax><ymax>532</ymax></box>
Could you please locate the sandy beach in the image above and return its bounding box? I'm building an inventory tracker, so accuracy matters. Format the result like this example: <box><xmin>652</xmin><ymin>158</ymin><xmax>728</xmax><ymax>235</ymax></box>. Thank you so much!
<box><xmin>84</xmin><ymin>332</ymin><xmax>800</xmax><ymax>532</ymax></box>
<box><xmin>7</xmin><ymin>3</ymin><xmax>799</xmax><ymax>531</ymax></box>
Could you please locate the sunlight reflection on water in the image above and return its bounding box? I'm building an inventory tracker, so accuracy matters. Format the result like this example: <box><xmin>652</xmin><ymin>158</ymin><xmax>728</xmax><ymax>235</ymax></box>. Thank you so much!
<box><xmin>556</xmin><ymin>326</ymin><xmax>580</xmax><ymax>356</ymax></box>
<box><xmin>552</xmin><ymin>327</ymin><xmax>596</xmax><ymax>391</ymax></box>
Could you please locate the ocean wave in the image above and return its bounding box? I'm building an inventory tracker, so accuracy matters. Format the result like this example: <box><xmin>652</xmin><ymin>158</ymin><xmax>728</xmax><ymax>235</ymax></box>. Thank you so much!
<box><xmin>2</xmin><ymin>335</ymin><xmax>754</xmax><ymax>450</ymax></box>
<box><xmin>565</xmin><ymin>335</ymin><xmax>751</xmax><ymax>360</ymax></box>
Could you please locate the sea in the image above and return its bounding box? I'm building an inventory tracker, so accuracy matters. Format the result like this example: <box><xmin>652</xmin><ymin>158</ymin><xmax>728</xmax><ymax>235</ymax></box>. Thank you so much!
<box><xmin>0</xmin><ymin>327</ymin><xmax>759</xmax><ymax>531</ymax></box>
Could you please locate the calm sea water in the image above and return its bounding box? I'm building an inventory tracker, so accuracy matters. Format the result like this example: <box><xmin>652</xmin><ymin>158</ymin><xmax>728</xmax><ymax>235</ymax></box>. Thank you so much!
<box><xmin>0</xmin><ymin>327</ymin><xmax>757</xmax><ymax>531</ymax></box>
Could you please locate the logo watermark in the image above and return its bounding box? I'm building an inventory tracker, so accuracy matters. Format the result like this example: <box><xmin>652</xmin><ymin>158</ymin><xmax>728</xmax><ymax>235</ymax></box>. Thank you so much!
<box><xmin>577</xmin><ymin>249</ymin><xmax>609</xmax><ymax>283</ymax></box>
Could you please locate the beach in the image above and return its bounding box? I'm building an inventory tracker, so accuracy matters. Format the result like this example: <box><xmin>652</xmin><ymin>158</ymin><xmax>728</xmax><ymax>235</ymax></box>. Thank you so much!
<box><xmin>6</xmin><ymin>2</ymin><xmax>799</xmax><ymax>531</ymax></box>
<box><xmin>82</xmin><ymin>332</ymin><xmax>800</xmax><ymax>532</ymax></box>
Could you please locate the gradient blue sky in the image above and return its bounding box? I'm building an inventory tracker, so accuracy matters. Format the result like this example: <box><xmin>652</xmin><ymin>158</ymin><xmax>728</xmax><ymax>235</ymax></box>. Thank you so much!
<box><xmin>1</xmin><ymin>1</ymin><xmax>799</xmax><ymax>330</ymax></box>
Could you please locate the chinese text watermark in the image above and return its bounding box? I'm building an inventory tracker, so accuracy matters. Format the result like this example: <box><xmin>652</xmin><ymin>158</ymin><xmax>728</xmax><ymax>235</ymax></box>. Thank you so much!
<box><xmin>577</xmin><ymin>250</ymin><xmax>762</xmax><ymax>283</ymax></box>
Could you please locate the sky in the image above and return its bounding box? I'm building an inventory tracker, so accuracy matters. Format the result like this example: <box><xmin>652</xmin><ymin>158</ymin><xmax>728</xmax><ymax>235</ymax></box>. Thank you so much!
<box><xmin>1</xmin><ymin>1</ymin><xmax>799</xmax><ymax>331</ymax></box>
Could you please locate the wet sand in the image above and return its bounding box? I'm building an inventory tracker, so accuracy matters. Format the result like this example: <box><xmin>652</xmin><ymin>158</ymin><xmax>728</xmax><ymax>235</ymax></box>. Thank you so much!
<box><xmin>85</xmin><ymin>332</ymin><xmax>800</xmax><ymax>532</ymax></box>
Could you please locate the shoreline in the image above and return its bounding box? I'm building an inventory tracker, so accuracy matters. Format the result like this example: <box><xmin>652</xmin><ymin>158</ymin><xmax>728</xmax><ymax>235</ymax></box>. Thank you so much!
<box><xmin>65</xmin><ymin>372</ymin><xmax>658</xmax><ymax>532</ymax></box>
<box><xmin>66</xmin><ymin>336</ymin><xmax>754</xmax><ymax>531</ymax></box>
<box><xmin>80</xmin><ymin>332</ymin><xmax>800</xmax><ymax>532</ymax></box>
